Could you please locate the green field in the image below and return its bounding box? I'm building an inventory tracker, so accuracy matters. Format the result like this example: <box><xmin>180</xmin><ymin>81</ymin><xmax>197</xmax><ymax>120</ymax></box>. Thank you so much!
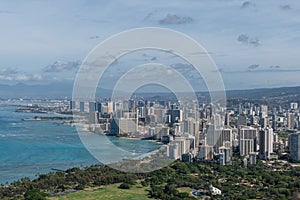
<box><xmin>48</xmin><ymin>183</ymin><xmax>151</xmax><ymax>200</ymax></box>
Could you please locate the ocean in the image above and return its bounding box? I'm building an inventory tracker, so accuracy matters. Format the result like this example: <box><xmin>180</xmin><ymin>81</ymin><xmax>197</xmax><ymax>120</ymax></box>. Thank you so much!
<box><xmin>0</xmin><ymin>101</ymin><xmax>160</xmax><ymax>184</ymax></box>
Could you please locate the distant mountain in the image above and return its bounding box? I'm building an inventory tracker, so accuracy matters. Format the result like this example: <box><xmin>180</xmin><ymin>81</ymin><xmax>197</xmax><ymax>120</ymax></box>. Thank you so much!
<box><xmin>0</xmin><ymin>82</ymin><xmax>300</xmax><ymax>100</ymax></box>
<box><xmin>0</xmin><ymin>82</ymin><xmax>73</xmax><ymax>99</ymax></box>
<box><xmin>226</xmin><ymin>86</ymin><xmax>300</xmax><ymax>99</ymax></box>
<box><xmin>0</xmin><ymin>82</ymin><xmax>115</xmax><ymax>99</ymax></box>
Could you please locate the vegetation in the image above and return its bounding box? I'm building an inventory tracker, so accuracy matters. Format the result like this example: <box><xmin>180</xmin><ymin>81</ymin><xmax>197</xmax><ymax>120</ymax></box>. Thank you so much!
<box><xmin>24</xmin><ymin>189</ymin><xmax>47</xmax><ymax>200</ymax></box>
<box><xmin>1</xmin><ymin>160</ymin><xmax>300</xmax><ymax>199</ymax></box>
<box><xmin>278</xmin><ymin>131</ymin><xmax>290</xmax><ymax>139</ymax></box>
<box><xmin>49</xmin><ymin>183</ymin><xmax>150</xmax><ymax>200</ymax></box>
<box><xmin>0</xmin><ymin>165</ymin><xmax>142</xmax><ymax>200</ymax></box>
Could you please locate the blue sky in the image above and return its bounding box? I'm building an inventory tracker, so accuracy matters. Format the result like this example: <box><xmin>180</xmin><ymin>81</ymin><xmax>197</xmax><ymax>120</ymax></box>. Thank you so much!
<box><xmin>0</xmin><ymin>0</ymin><xmax>300</xmax><ymax>90</ymax></box>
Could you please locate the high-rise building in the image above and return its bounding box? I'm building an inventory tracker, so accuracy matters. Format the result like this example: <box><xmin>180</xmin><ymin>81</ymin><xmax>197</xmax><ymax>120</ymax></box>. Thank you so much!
<box><xmin>215</xmin><ymin>128</ymin><xmax>232</xmax><ymax>153</ymax></box>
<box><xmin>239</xmin><ymin>127</ymin><xmax>257</xmax><ymax>140</ymax></box>
<box><xmin>107</xmin><ymin>102</ymin><xmax>113</xmax><ymax>113</ymax></box>
<box><xmin>197</xmin><ymin>145</ymin><xmax>213</xmax><ymax>161</ymax></box>
<box><xmin>239</xmin><ymin>139</ymin><xmax>254</xmax><ymax>157</ymax></box>
<box><xmin>205</xmin><ymin>124</ymin><xmax>222</xmax><ymax>152</ymax></box>
<box><xmin>272</xmin><ymin>114</ymin><xmax>277</xmax><ymax>130</ymax></box>
<box><xmin>114</xmin><ymin>102</ymin><xmax>123</xmax><ymax>112</ymax></box>
<box><xmin>260</xmin><ymin>105</ymin><xmax>268</xmax><ymax>118</ymax></box>
<box><xmin>232</xmin><ymin>128</ymin><xmax>239</xmax><ymax>147</ymax></box>
<box><xmin>89</xmin><ymin>101</ymin><xmax>97</xmax><ymax>112</ymax></box>
<box><xmin>219</xmin><ymin>146</ymin><xmax>231</xmax><ymax>165</ymax></box>
<box><xmin>167</xmin><ymin>136</ymin><xmax>193</xmax><ymax>160</ymax></box>
<box><xmin>183</xmin><ymin>118</ymin><xmax>200</xmax><ymax>146</ymax></box>
<box><xmin>239</xmin><ymin>126</ymin><xmax>257</xmax><ymax>156</ymax></box>
<box><xmin>250</xmin><ymin>116</ymin><xmax>259</xmax><ymax>125</ymax></box>
<box><xmin>236</xmin><ymin>115</ymin><xmax>247</xmax><ymax>127</ymax></box>
<box><xmin>70</xmin><ymin>100</ymin><xmax>76</xmax><ymax>110</ymax></box>
<box><xmin>260</xmin><ymin>117</ymin><xmax>268</xmax><ymax>128</ymax></box>
<box><xmin>225</xmin><ymin>112</ymin><xmax>231</xmax><ymax>126</ymax></box>
<box><xmin>289</xmin><ymin>133</ymin><xmax>300</xmax><ymax>162</ymax></box>
<box><xmin>89</xmin><ymin>112</ymin><xmax>99</xmax><ymax>124</ymax></box>
<box><xmin>249</xmin><ymin>152</ymin><xmax>257</xmax><ymax>165</ymax></box>
<box><xmin>287</xmin><ymin>113</ymin><xmax>295</xmax><ymax>130</ymax></box>
<box><xmin>167</xmin><ymin>143</ymin><xmax>180</xmax><ymax>160</ymax></box>
<box><xmin>154</xmin><ymin>125</ymin><xmax>169</xmax><ymax>139</ymax></box>
<box><xmin>167</xmin><ymin>109</ymin><xmax>183</xmax><ymax>123</ymax></box>
<box><xmin>138</xmin><ymin>107</ymin><xmax>147</xmax><ymax>118</ymax></box>
<box><xmin>110</xmin><ymin>118</ymin><xmax>138</xmax><ymax>136</ymax></box>
<box><xmin>155</xmin><ymin>108</ymin><xmax>167</xmax><ymax>124</ymax></box>
<box><xmin>79</xmin><ymin>101</ymin><xmax>85</xmax><ymax>113</ymax></box>
<box><xmin>259</xmin><ymin>127</ymin><xmax>274</xmax><ymax>160</ymax></box>
<box><xmin>97</xmin><ymin>102</ymin><xmax>102</xmax><ymax>113</ymax></box>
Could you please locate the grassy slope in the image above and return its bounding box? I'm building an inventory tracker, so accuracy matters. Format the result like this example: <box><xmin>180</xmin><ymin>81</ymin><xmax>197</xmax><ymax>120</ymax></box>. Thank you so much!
<box><xmin>48</xmin><ymin>183</ymin><xmax>151</xmax><ymax>200</ymax></box>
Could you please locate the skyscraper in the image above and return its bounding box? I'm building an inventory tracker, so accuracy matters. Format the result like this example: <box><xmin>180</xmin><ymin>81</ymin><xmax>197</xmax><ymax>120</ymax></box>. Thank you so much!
<box><xmin>219</xmin><ymin>146</ymin><xmax>231</xmax><ymax>165</ymax></box>
<box><xmin>259</xmin><ymin>127</ymin><xmax>274</xmax><ymax>160</ymax></box>
<box><xmin>239</xmin><ymin>127</ymin><xmax>257</xmax><ymax>156</ymax></box>
<box><xmin>260</xmin><ymin>105</ymin><xmax>268</xmax><ymax>118</ymax></box>
<box><xmin>239</xmin><ymin>139</ymin><xmax>254</xmax><ymax>157</ymax></box>
<box><xmin>287</xmin><ymin>113</ymin><xmax>295</xmax><ymax>130</ymax></box>
<box><xmin>167</xmin><ymin>109</ymin><xmax>183</xmax><ymax>123</ymax></box>
<box><xmin>89</xmin><ymin>101</ymin><xmax>97</xmax><ymax>112</ymax></box>
<box><xmin>110</xmin><ymin>118</ymin><xmax>138</xmax><ymax>136</ymax></box>
<box><xmin>225</xmin><ymin>112</ymin><xmax>231</xmax><ymax>126</ymax></box>
<box><xmin>70</xmin><ymin>100</ymin><xmax>76</xmax><ymax>110</ymax></box>
<box><xmin>79</xmin><ymin>101</ymin><xmax>85</xmax><ymax>113</ymax></box>
<box><xmin>215</xmin><ymin>128</ymin><xmax>232</xmax><ymax>153</ymax></box>
<box><xmin>289</xmin><ymin>133</ymin><xmax>300</xmax><ymax>162</ymax></box>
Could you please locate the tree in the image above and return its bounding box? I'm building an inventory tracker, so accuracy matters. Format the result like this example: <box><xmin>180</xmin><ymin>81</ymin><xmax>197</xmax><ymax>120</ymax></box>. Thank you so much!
<box><xmin>141</xmin><ymin>181</ymin><xmax>149</xmax><ymax>187</ymax></box>
<box><xmin>119</xmin><ymin>183</ymin><xmax>130</xmax><ymax>189</ymax></box>
<box><xmin>24</xmin><ymin>189</ymin><xmax>47</xmax><ymax>200</ymax></box>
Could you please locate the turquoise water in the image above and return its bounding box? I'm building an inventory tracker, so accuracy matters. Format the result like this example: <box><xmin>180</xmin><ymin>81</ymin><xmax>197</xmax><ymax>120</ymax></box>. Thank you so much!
<box><xmin>0</xmin><ymin>102</ymin><xmax>160</xmax><ymax>184</ymax></box>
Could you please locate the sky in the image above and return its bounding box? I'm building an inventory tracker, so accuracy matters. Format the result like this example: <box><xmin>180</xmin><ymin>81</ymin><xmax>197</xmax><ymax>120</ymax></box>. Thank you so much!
<box><xmin>0</xmin><ymin>0</ymin><xmax>300</xmax><ymax>91</ymax></box>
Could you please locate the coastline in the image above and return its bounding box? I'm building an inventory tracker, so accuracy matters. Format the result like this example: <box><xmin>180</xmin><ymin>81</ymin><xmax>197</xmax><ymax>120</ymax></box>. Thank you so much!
<box><xmin>0</xmin><ymin>104</ymin><xmax>160</xmax><ymax>185</ymax></box>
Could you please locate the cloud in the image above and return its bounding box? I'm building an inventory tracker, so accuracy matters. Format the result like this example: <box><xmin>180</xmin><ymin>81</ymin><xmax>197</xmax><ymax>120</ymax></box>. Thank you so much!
<box><xmin>270</xmin><ymin>65</ymin><xmax>280</xmax><ymax>69</ymax></box>
<box><xmin>248</xmin><ymin>64</ymin><xmax>259</xmax><ymax>69</ymax></box>
<box><xmin>143</xmin><ymin>12</ymin><xmax>155</xmax><ymax>21</ymax></box>
<box><xmin>237</xmin><ymin>34</ymin><xmax>260</xmax><ymax>47</ymax></box>
<box><xmin>0</xmin><ymin>67</ymin><xmax>44</xmax><ymax>82</ymax></box>
<box><xmin>14</xmin><ymin>74</ymin><xmax>42</xmax><ymax>81</ymax></box>
<box><xmin>44</xmin><ymin>60</ymin><xmax>81</xmax><ymax>72</ymax></box>
<box><xmin>249</xmin><ymin>38</ymin><xmax>260</xmax><ymax>47</ymax></box>
<box><xmin>241</xmin><ymin>1</ymin><xmax>256</xmax><ymax>9</ymax></box>
<box><xmin>280</xmin><ymin>5</ymin><xmax>291</xmax><ymax>10</ymax></box>
<box><xmin>141</xmin><ymin>53</ymin><xmax>157</xmax><ymax>61</ymax></box>
<box><xmin>237</xmin><ymin>34</ymin><xmax>249</xmax><ymax>44</ymax></box>
<box><xmin>89</xmin><ymin>36</ymin><xmax>100</xmax><ymax>39</ymax></box>
<box><xmin>159</xmin><ymin>14</ymin><xmax>193</xmax><ymax>25</ymax></box>
<box><xmin>0</xmin><ymin>68</ymin><xmax>18</xmax><ymax>76</ymax></box>
<box><xmin>0</xmin><ymin>70</ymin><xmax>42</xmax><ymax>82</ymax></box>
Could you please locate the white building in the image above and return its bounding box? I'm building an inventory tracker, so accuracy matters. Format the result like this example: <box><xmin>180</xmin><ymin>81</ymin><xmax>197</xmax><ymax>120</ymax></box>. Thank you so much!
<box><xmin>239</xmin><ymin>139</ymin><xmax>254</xmax><ymax>157</ymax></box>
<box><xmin>291</xmin><ymin>102</ymin><xmax>298</xmax><ymax>110</ymax></box>
<box><xmin>209</xmin><ymin>185</ymin><xmax>222</xmax><ymax>195</ymax></box>
<box><xmin>239</xmin><ymin>126</ymin><xmax>257</xmax><ymax>156</ymax></box>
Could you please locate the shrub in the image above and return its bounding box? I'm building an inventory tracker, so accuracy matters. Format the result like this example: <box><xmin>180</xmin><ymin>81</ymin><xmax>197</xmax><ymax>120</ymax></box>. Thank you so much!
<box><xmin>119</xmin><ymin>183</ymin><xmax>131</xmax><ymax>189</ymax></box>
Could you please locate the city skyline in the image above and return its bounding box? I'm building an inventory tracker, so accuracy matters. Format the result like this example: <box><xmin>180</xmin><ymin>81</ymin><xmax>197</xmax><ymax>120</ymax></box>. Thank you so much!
<box><xmin>2</xmin><ymin>1</ymin><xmax>300</xmax><ymax>199</ymax></box>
